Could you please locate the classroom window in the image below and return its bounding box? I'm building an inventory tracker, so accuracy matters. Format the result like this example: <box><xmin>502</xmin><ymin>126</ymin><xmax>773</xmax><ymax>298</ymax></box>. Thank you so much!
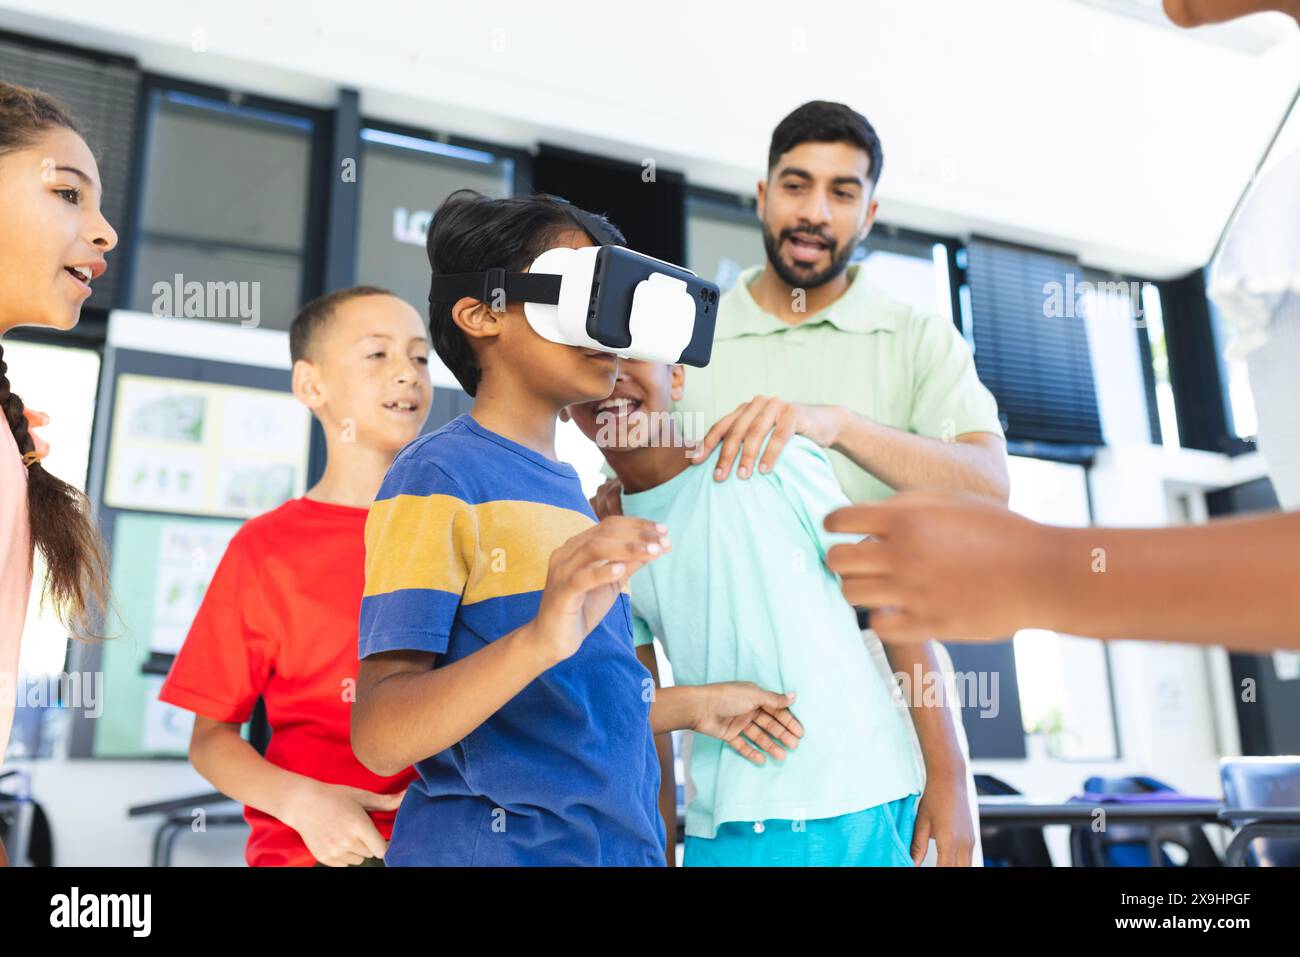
<box><xmin>128</xmin><ymin>89</ymin><xmax>318</xmax><ymax>331</ymax></box>
<box><xmin>1007</xmin><ymin>455</ymin><xmax>1119</xmax><ymax>761</ymax></box>
<box><xmin>1140</xmin><ymin>284</ymin><xmax>1183</xmax><ymax>449</ymax></box>
<box><xmin>354</xmin><ymin>126</ymin><xmax>515</xmax><ymax>323</ymax></box>
<box><xmin>685</xmin><ymin>194</ymin><xmax>764</xmax><ymax>293</ymax></box>
<box><xmin>964</xmin><ymin>239</ymin><xmax>1103</xmax><ymax>446</ymax></box>
<box><xmin>1077</xmin><ymin>270</ymin><xmax>1160</xmax><ymax>446</ymax></box>
<box><xmin>855</xmin><ymin>237</ymin><xmax>953</xmax><ymax>319</ymax></box>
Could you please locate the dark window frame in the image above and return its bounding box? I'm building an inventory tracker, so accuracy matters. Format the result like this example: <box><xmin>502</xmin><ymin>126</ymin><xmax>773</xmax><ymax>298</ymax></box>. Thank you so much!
<box><xmin>357</xmin><ymin>114</ymin><xmax>534</xmax><ymax>199</ymax></box>
<box><xmin>121</xmin><ymin>73</ymin><xmax>335</xmax><ymax>320</ymax></box>
<box><xmin>1078</xmin><ymin>264</ymin><xmax>1164</xmax><ymax>447</ymax></box>
<box><xmin>1156</xmin><ymin>269</ymin><xmax>1256</xmax><ymax>457</ymax></box>
<box><xmin>685</xmin><ymin>186</ymin><xmax>758</xmax><ymax>232</ymax></box>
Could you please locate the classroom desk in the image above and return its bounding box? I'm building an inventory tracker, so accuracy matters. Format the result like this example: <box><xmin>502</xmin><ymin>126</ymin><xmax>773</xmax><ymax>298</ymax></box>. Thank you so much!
<box><xmin>126</xmin><ymin>795</ymin><xmax>1300</xmax><ymax>866</ymax></box>
<box><xmin>977</xmin><ymin>797</ymin><xmax>1300</xmax><ymax>866</ymax></box>
<box><xmin>1217</xmin><ymin>807</ymin><xmax>1300</xmax><ymax>866</ymax></box>
<box><xmin>977</xmin><ymin>796</ymin><xmax>1224</xmax><ymax>827</ymax></box>
<box><xmin>129</xmin><ymin>790</ymin><xmax>244</xmax><ymax>867</ymax></box>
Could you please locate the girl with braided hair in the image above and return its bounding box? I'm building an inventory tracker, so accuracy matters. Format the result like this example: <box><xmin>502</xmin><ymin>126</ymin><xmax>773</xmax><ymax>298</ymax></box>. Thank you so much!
<box><xmin>0</xmin><ymin>81</ymin><xmax>118</xmax><ymax>860</ymax></box>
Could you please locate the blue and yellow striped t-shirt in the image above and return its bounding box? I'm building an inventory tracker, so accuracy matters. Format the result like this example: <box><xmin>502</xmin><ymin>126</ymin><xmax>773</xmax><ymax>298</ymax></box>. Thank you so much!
<box><xmin>359</xmin><ymin>414</ymin><xmax>664</xmax><ymax>866</ymax></box>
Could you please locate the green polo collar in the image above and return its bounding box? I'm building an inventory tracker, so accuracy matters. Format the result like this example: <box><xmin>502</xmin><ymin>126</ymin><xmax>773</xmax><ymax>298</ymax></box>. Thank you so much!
<box><xmin>717</xmin><ymin>263</ymin><xmax>902</xmax><ymax>340</ymax></box>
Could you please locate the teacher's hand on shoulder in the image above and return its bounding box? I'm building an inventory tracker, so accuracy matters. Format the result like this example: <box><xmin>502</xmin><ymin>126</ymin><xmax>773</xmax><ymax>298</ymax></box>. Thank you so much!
<box><xmin>690</xmin><ymin>395</ymin><xmax>845</xmax><ymax>481</ymax></box>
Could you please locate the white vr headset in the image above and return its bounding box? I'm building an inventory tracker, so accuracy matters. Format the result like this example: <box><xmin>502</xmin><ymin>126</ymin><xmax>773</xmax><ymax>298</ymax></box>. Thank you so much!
<box><xmin>428</xmin><ymin>207</ymin><xmax>718</xmax><ymax>367</ymax></box>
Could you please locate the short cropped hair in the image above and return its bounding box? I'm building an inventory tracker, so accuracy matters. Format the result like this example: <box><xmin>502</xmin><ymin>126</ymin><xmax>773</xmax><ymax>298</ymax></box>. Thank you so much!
<box><xmin>289</xmin><ymin>286</ymin><xmax>395</xmax><ymax>364</ymax></box>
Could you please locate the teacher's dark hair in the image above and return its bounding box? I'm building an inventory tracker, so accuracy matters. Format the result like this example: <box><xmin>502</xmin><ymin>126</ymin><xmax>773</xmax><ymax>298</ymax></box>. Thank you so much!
<box><xmin>0</xmin><ymin>81</ymin><xmax>110</xmax><ymax>641</ymax></box>
<box><xmin>768</xmin><ymin>100</ymin><xmax>884</xmax><ymax>187</ymax></box>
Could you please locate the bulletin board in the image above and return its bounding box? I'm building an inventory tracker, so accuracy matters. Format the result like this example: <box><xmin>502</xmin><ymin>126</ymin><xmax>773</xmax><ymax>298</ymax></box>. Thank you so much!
<box><xmin>68</xmin><ymin>312</ymin><xmax>310</xmax><ymax>759</ymax></box>
<box><xmin>91</xmin><ymin>513</ymin><xmax>241</xmax><ymax>757</ymax></box>
<box><xmin>104</xmin><ymin>374</ymin><xmax>309</xmax><ymax>518</ymax></box>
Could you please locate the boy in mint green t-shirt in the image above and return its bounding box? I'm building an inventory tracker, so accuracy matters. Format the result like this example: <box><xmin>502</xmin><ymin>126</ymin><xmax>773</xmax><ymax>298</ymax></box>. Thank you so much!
<box><xmin>567</xmin><ymin>359</ymin><xmax>930</xmax><ymax>866</ymax></box>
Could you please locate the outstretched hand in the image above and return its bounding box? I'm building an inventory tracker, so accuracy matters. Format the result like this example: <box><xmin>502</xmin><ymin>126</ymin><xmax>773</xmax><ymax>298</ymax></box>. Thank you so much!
<box><xmin>825</xmin><ymin>489</ymin><xmax>1049</xmax><ymax>642</ymax></box>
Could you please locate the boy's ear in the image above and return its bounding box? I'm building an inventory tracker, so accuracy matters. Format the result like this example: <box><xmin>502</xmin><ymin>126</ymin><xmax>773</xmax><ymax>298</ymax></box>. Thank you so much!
<box><xmin>291</xmin><ymin>358</ymin><xmax>326</xmax><ymax>410</ymax></box>
<box><xmin>670</xmin><ymin>364</ymin><xmax>685</xmax><ymax>402</ymax></box>
<box><xmin>558</xmin><ymin>407</ymin><xmax>572</xmax><ymax>423</ymax></box>
<box><xmin>451</xmin><ymin>296</ymin><xmax>505</xmax><ymax>342</ymax></box>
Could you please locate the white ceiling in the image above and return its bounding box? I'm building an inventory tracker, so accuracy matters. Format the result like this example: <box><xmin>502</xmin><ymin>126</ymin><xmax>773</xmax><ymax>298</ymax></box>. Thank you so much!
<box><xmin>2</xmin><ymin>0</ymin><xmax>1296</xmax><ymax>276</ymax></box>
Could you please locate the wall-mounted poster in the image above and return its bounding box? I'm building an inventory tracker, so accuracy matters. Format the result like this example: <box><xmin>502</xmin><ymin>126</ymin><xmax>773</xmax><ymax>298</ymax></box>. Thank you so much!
<box><xmin>104</xmin><ymin>374</ymin><xmax>310</xmax><ymax>518</ymax></box>
<box><xmin>149</xmin><ymin>520</ymin><xmax>242</xmax><ymax>655</ymax></box>
<box><xmin>94</xmin><ymin>512</ymin><xmax>242</xmax><ymax>757</ymax></box>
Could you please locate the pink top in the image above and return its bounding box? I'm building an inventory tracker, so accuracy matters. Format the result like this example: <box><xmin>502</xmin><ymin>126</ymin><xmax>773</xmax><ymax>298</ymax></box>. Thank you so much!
<box><xmin>0</xmin><ymin>414</ymin><xmax>32</xmax><ymax>766</ymax></box>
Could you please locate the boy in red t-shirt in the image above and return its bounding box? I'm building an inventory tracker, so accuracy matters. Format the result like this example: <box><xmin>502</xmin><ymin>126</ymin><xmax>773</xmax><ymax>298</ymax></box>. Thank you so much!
<box><xmin>160</xmin><ymin>286</ymin><xmax>432</xmax><ymax>866</ymax></box>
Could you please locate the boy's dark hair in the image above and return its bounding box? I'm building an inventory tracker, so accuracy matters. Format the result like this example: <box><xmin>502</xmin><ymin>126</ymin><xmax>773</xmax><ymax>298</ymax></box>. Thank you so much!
<box><xmin>767</xmin><ymin>100</ymin><xmax>884</xmax><ymax>187</ymax></box>
<box><xmin>289</xmin><ymin>285</ymin><xmax>395</xmax><ymax>364</ymax></box>
<box><xmin>426</xmin><ymin>190</ymin><xmax>625</xmax><ymax>397</ymax></box>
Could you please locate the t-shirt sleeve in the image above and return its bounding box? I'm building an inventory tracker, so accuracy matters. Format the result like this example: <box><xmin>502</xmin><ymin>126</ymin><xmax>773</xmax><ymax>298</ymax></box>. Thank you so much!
<box><xmin>768</xmin><ymin>437</ymin><xmax>861</xmax><ymax>562</ymax></box>
<box><xmin>158</xmin><ymin>531</ymin><xmax>274</xmax><ymax>724</ymax></box>
<box><xmin>908</xmin><ymin>311</ymin><xmax>1004</xmax><ymax>440</ymax></box>
<box><xmin>359</xmin><ymin>461</ymin><xmax>477</xmax><ymax>659</ymax></box>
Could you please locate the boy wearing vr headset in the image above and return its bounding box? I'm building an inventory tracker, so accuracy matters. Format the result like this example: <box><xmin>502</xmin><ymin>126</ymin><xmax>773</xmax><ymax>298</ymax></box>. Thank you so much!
<box><xmin>351</xmin><ymin>190</ymin><xmax>801</xmax><ymax>866</ymax></box>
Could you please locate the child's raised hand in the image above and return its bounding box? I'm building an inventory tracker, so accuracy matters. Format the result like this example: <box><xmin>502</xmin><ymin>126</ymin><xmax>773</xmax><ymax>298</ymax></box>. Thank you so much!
<box><xmin>694</xmin><ymin>683</ymin><xmax>803</xmax><ymax>765</ymax></box>
<box><xmin>281</xmin><ymin>780</ymin><xmax>404</xmax><ymax>866</ymax></box>
<box><xmin>534</xmin><ymin>516</ymin><xmax>670</xmax><ymax>663</ymax></box>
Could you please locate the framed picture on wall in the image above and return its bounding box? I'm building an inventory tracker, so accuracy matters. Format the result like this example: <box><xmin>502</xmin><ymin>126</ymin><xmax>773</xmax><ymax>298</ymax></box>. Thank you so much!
<box><xmin>104</xmin><ymin>374</ymin><xmax>310</xmax><ymax>519</ymax></box>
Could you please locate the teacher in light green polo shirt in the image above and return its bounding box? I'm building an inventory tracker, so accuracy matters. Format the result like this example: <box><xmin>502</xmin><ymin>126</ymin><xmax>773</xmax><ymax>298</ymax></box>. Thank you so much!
<box><xmin>681</xmin><ymin>258</ymin><xmax>1006</xmax><ymax>503</ymax></box>
<box><xmin>679</xmin><ymin>101</ymin><xmax>1008</xmax><ymax>867</ymax></box>
<box><xmin>682</xmin><ymin>103</ymin><xmax>1007</xmax><ymax>503</ymax></box>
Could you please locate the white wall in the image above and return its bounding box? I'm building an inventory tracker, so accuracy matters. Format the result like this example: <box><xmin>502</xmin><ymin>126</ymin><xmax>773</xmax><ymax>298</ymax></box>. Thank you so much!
<box><xmin>1</xmin><ymin>0</ymin><xmax>1297</xmax><ymax>277</ymax></box>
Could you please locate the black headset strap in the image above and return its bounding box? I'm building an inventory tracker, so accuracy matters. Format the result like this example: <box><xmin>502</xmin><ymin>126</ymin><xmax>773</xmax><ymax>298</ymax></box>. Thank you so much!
<box><xmin>427</xmin><ymin>270</ymin><xmax>562</xmax><ymax>306</ymax></box>
<box><xmin>427</xmin><ymin>195</ymin><xmax>617</xmax><ymax>306</ymax></box>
